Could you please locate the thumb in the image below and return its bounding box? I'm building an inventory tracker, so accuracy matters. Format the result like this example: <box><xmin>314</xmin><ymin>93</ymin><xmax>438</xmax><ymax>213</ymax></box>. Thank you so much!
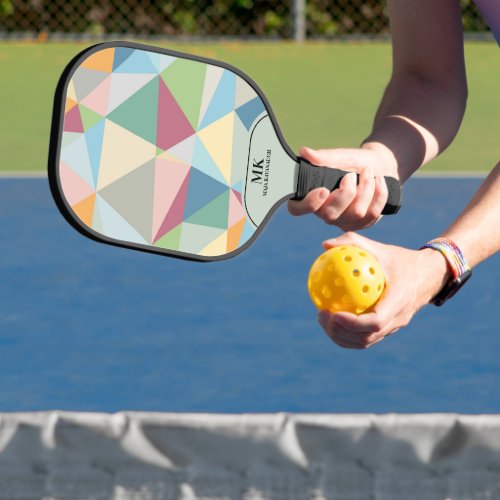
<box><xmin>299</xmin><ymin>147</ymin><xmax>364</xmax><ymax>170</ymax></box>
<box><xmin>322</xmin><ymin>231</ymin><xmax>368</xmax><ymax>250</ymax></box>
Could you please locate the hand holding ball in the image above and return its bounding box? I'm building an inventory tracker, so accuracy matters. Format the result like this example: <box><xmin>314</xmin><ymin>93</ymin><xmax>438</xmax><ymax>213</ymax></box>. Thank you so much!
<box><xmin>308</xmin><ymin>245</ymin><xmax>385</xmax><ymax>314</ymax></box>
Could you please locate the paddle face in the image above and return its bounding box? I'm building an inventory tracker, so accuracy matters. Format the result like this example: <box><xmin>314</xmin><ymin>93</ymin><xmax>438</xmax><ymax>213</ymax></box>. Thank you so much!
<box><xmin>49</xmin><ymin>42</ymin><xmax>297</xmax><ymax>261</ymax></box>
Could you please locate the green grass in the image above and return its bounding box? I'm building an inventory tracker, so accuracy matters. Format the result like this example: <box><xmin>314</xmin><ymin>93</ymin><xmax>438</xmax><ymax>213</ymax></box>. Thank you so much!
<box><xmin>0</xmin><ymin>41</ymin><xmax>497</xmax><ymax>172</ymax></box>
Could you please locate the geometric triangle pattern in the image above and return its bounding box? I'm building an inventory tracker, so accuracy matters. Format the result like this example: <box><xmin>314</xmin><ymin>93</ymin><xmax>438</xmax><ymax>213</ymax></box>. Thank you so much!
<box><xmin>59</xmin><ymin>46</ymin><xmax>269</xmax><ymax>257</ymax></box>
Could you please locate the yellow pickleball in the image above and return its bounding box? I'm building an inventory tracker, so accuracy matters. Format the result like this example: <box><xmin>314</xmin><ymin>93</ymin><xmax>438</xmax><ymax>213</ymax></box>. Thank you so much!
<box><xmin>308</xmin><ymin>245</ymin><xmax>385</xmax><ymax>314</ymax></box>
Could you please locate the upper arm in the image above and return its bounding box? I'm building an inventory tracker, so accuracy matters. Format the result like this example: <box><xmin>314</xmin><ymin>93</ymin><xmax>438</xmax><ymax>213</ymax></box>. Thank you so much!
<box><xmin>387</xmin><ymin>0</ymin><xmax>467</xmax><ymax>87</ymax></box>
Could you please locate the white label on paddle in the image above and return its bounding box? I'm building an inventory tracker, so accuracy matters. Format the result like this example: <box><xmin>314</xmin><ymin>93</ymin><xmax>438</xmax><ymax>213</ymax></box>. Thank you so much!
<box><xmin>244</xmin><ymin>115</ymin><xmax>297</xmax><ymax>227</ymax></box>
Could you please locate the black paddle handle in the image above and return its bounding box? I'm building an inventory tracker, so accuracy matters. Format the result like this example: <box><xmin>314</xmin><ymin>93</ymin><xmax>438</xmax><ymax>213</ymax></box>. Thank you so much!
<box><xmin>293</xmin><ymin>157</ymin><xmax>402</xmax><ymax>215</ymax></box>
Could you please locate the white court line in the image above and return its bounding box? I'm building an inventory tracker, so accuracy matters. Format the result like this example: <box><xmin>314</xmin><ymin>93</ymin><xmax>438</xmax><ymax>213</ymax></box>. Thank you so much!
<box><xmin>0</xmin><ymin>170</ymin><xmax>489</xmax><ymax>179</ymax></box>
<box><xmin>0</xmin><ymin>171</ymin><xmax>47</xmax><ymax>178</ymax></box>
<box><xmin>414</xmin><ymin>170</ymin><xmax>487</xmax><ymax>178</ymax></box>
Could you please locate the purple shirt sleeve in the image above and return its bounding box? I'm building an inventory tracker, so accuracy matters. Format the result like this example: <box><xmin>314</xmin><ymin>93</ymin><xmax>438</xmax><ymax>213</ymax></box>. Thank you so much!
<box><xmin>473</xmin><ymin>0</ymin><xmax>500</xmax><ymax>45</ymax></box>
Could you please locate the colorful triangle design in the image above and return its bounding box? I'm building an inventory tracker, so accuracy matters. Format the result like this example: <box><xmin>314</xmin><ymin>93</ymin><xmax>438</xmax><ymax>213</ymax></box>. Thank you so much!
<box><xmin>60</xmin><ymin>134</ymin><xmax>94</xmax><ymax>188</ymax></box>
<box><xmin>183</xmin><ymin>168</ymin><xmax>228</xmax><ymax>220</ymax></box>
<box><xmin>199</xmin><ymin>70</ymin><xmax>236</xmax><ymax>130</ymax></box>
<box><xmin>64</xmin><ymin>105</ymin><xmax>84</xmax><ymax>133</ymax></box>
<box><xmin>186</xmin><ymin>189</ymin><xmax>230</xmax><ymax>229</ymax></box>
<box><xmin>85</xmin><ymin>120</ymin><xmax>106</xmax><ymax>188</ymax></box>
<box><xmin>148</xmin><ymin>52</ymin><xmax>176</xmax><ymax>73</ymax></box>
<box><xmin>235</xmin><ymin>77</ymin><xmax>258</xmax><ymax>108</ymax></box>
<box><xmin>94</xmin><ymin>194</ymin><xmax>147</xmax><ymax>245</ymax></box>
<box><xmin>97</xmin><ymin>119</ymin><xmax>157</xmax><ymax>190</ymax></box>
<box><xmin>153</xmin><ymin>171</ymin><xmax>191</xmax><ymax>243</ymax></box>
<box><xmin>79</xmin><ymin>104</ymin><xmax>103</xmax><ymax>131</ymax></box>
<box><xmin>152</xmin><ymin>157</ymin><xmax>191</xmax><ymax>240</ymax></box>
<box><xmin>157</xmin><ymin>77</ymin><xmax>195</xmax><ymax>151</ymax></box>
<box><xmin>162</xmin><ymin>134</ymin><xmax>196</xmax><ymax>165</ymax></box>
<box><xmin>113</xmin><ymin>49</ymin><xmax>157</xmax><ymax>74</ymax></box>
<box><xmin>107</xmin><ymin>72</ymin><xmax>156</xmax><ymax>114</ymax></box>
<box><xmin>161</xmin><ymin>57</ymin><xmax>207</xmax><ymax>130</ymax></box>
<box><xmin>107</xmin><ymin>76</ymin><xmax>159</xmax><ymax>145</ymax></box>
<box><xmin>113</xmin><ymin>47</ymin><xmax>134</xmax><ymax>71</ymax></box>
<box><xmin>60</xmin><ymin>161</ymin><xmax>95</xmax><ymax>207</ymax></box>
<box><xmin>191</xmin><ymin>136</ymin><xmax>227</xmax><ymax>185</ymax></box>
<box><xmin>81</xmin><ymin>48</ymin><xmax>114</xmax><ymax>73</ymax></box>
<box><xmin>80</xmin><ymin>74</ymin><xmax>111</xmax><ymax>117</ymax></box>
<box><xmin>240</xmin><ymin>219</ymin><xmax>256</xmax><ymax>246</ymax></box>
<box><xmin>197</xmin><ymin>112</ymin><xmax>235</xmax><ymax>185</ymax></box>
<box><xmin>179</xmin><ymin>222</ymin><xmax>226</xmax><ymax>254</ymax></box>
<box><xmin>199</xmin><ymin>230</ymin><xmax>228</xmax><ymax>257</ymax></box>
<box><xmin>98</xmin><ymin>159</ymin><xmax>156</xmax><ymax>243</ymax></box>
<box><xmin>154</xmin><ymin>223</ymin><xmax>182</xmax><ymax>250</ymax></box>
<box><xmin>227</xmin><ymin>217</ymin><xmax>247</xmax><ymax>253</ymax></box>
<box><xmin>72</xmin><ymin>68</ymin><xmax>109</xmax><ymax>101</ymax></box>
<box><xmin>72</xmin><ymin>193</ymin><xmax>96</xmax><ymax>228</ymax></box>
<box><xmin>236</xmin><ymin>97</ymin><xmax>266</xmax><ymax>131</ymax></box>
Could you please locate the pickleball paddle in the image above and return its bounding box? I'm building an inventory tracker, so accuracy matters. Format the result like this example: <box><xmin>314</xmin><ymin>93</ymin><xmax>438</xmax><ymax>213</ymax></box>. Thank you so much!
<box><xmin>48</xmin><ymin>41</ymin><xmax>401</xmax><ymax>261</ymax></box>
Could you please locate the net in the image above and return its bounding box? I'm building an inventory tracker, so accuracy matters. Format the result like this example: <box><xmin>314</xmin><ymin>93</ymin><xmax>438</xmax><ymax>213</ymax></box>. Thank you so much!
<box><xmin>1</xmin><ymin>412</ymin><xmax>500</xmax><ymax>499</ymax></box>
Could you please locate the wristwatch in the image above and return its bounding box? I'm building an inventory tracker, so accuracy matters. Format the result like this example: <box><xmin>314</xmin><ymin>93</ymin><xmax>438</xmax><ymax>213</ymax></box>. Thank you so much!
<box><xmin>421</xmin><ymin>238</ymin><xmax>472</xmax><ymax>306</ymax></box>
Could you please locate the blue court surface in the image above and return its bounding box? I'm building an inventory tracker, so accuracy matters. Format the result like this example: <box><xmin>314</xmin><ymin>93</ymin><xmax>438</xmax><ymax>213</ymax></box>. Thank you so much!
<box><xmin>0</xmin><ymin>176</ymin><xmax>498</xmax><ymax>413</ymax></box>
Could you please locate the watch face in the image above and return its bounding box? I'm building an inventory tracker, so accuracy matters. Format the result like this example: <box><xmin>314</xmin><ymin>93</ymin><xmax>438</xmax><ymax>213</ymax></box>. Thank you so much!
<box><xmin>432</xmin><ymin>269</ymin><xmax>472</xmax><ymax>306</ymax></box>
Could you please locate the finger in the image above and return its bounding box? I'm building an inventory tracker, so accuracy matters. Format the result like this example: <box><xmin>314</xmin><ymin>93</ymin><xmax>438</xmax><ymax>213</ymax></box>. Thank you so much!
<box><xmin>321</xmin><ymin>322</ymin><xmax>365</xmax><ymax>349</ymax></box>
<box><xmin>299</xmin><ymin>147</ymin><xmax>366</xmax><ymax>171</ymax></box>
<box><xmin>288</xmin><ymin>188</ymin><xmax>330</xmax><ymax>216</ymax></box>
<box><xmin>315</xmin><ymin>172</ymin><xmax>357</xmax><ymax>224</ymax></box>
<box><xmin>319</xmin><ymin>311</ymin><xmax>371</xmax><ymax>348</ymax></box>
<box><xmin>322</xmin><ymin>231</ymin><xmax>369</xmax><ymax>251</ymax></box>
<box><xmin>363</xmin><ymin>174</ymin><xmax>389</xmax><ymax>224</ymax></box>
<box><xmin>330</xmin><ymin>336</ymin><xmax>364</xmax><ymax>349</ymax></box>
<box><xmin>343</xmin><ymin>164</ymin><xmax>376</xmax><ymax>221</ymax></box>
<box><xmin>329</xmin><ymin>311</ymin><xmax>385</xmax><ymax>335</ymax></box>
<box><xmin>330</xmin><ymin>317</ymin><xmax>390</xmax><ymax>349</ymax></box>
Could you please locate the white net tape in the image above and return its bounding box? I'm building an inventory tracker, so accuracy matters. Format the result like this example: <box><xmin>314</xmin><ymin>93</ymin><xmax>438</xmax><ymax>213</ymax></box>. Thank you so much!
<box><xmin>0</xmin><ymin>412</ymin><xmax>500</xmax><ymax>499</ymax></box>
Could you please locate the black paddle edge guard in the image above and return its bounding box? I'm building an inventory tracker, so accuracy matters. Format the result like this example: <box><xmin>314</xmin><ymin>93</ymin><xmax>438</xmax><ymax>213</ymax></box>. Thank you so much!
<box><xmin>293</xmin><ymin>158</ymin><xmax>402</xmax><ymax>215</ymax></box>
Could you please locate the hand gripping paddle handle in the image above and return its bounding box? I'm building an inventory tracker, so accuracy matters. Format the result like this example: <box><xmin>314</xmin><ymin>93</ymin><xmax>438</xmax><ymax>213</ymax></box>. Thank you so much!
<box><xmin>293</xmin><ymin>158</ymin><xmax>402</xmax><ymax>215</ymax></box>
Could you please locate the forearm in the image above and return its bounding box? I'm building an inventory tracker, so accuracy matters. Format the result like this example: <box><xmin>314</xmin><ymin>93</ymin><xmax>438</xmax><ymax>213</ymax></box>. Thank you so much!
<box><xmin>361</xmin><ymin>0</ymin><xmax>467</xmax><ymax>183</ymax></box>
<box><xmin>418</xmin><ymin>162</ymin><xmax>500</xmax><ymax>303</ymax></box>
<box><xmin>362</xmin><ymin>73</ymin><xmax>467</xmax><ymax>182</ymax></box>
<box><xmin>441</xmin><ymin>162</ymin><xmax>500</xmax><ymax>267</ymax></box>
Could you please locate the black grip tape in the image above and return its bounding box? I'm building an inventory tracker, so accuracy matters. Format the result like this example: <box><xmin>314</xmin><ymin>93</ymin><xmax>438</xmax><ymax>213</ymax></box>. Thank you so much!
<box><xmin>293</xmin><ymin>158</ymin><xmax>402</xmax><ymax>215</ymax></box>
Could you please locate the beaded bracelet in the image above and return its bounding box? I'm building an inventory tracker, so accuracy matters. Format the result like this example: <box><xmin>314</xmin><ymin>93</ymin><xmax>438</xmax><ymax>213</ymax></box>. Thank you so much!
<box><xmin>420</xmin><ymin>238</ymin><xmax>472</xmax><ymax>306</ymax></box>
<box><xmin>421</xmin><ymin>238</ymin><xmax>470</xmax><ymax>278</ymax></box>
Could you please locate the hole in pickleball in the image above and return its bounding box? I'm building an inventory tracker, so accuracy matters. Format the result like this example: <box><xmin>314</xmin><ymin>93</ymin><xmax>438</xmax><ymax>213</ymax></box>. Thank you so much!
<box><xmin>322</xmin><ymin>286</ymin><xmax>332</xmax><ymax>299</ymax></box>
<box><xmin>333</xmin><ymin>303</ymin><xmax>342</xmax><ymax>311</ymax></box>
<box><xmin>359</xmin><ymin>251</ymin><xmax>366</xmax><ymax>257</ymax></box>
<box><xmin>344</xmin><ymin>256</ymin><xmax>352</xmax><ymax>262</ymax></box>
<box><xmin>327</xmin><ymin>264</ymin><xmax>335</xmax><ymax>272</ymax></box>
<box><xmin>342</xmin><ymin>295</ymin><xmax>351</xmax><ymax>304</ymax></box>
<box><xmin>313</xmin><ymin>271</ymin><xmax>321</xmax><ymax>282</ymax></box>
<box><xmin>369</xmin><ymin>267</ymin><xmax>376</xmax><ymax>275</ymax></box>
<box><xmin>378</xmin><ymin>284</ymin><xmax>382</xmax><ymax>291</ymax></box>
<box><xmin>334</xmin><ymin>277</ymin><xmax>344</xmax><ymax>286</ymax></box>
<box><xmin>352</xmin><ymin>269</ymin><xmax>360</xmax><ymax>277</ymax></box>
<box><xmin>362</xmin><ymin>285</ymin><xmax>369</xmax><ymax>293</ymax></box>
